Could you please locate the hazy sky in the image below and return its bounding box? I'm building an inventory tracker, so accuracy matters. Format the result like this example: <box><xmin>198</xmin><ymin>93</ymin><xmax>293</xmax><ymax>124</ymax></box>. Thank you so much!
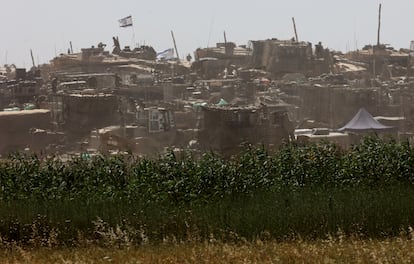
<box><xmin>0</xmin><ymin>0</ymin><xmax>413</xmax><ymax>67</ymax></box>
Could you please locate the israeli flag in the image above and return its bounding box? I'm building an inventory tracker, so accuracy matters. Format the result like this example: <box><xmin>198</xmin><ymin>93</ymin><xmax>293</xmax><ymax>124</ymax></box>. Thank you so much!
<box><xmin>156</xmin><ymin>48</ymin><xmax>175</xmax><ymax>60</ymax></box>
<box><xmin>118</xmin><ymin>15</ymin><xmax>133</xmax><ymax>28</ymax></box>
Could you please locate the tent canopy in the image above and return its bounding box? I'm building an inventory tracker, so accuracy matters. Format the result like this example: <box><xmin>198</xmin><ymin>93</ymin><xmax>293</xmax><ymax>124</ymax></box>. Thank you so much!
<box><xmin>338</xmin><ymin>108</ymin><xmax>394</xmax><ymax>132</ymax></box>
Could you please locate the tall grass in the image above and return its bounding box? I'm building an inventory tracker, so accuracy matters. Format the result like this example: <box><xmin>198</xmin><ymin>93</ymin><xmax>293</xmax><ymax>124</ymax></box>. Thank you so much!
<box><xmin>1</xmin><ymin>137</ymin><xmax>414</xmax><ymax>245</ymax></box>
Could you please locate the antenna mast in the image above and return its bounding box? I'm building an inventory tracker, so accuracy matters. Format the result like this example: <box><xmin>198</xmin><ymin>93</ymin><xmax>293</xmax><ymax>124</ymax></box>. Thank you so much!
<box><xmin>377</xmin><ymin>3</ymin><xmax>382</xmax><ymax>46</ymax></box>
<box><xmin>292</xmin><ymin>17</ymin><xmax>299</xmax><ymax>42</ymax></box>
<box><xmin>30</xmin><ymin>49</ymin><xmax>36</xmax><ymax>68</ymax></box>
<box><xmin>373</xmin><ymin>3</ymin><xmax>382</xmax><ymax>79</ymax></box>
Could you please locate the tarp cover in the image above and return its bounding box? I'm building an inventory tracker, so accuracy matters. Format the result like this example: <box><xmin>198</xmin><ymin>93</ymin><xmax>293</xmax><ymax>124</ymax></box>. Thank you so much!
<box><xmin>338</xmin><ymin>108</ymin><xmax>394</xmax><ymax>132</ymax></box>
<box><xmin>216</xmin><ymin>98</ymin><xmax>229</xmax><ymax>107</ymax></box>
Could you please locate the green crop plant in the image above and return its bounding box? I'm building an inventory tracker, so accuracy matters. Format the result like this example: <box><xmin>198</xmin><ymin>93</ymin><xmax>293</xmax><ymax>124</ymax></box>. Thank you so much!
<box><xmin>0</xmin><ymin>137</ymin><xmax>414</xmax><ymax>245</ymax></box>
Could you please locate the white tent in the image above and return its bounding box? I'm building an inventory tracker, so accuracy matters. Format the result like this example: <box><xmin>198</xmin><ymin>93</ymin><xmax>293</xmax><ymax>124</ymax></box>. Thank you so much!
<box><xmin>338</xmin><ymin>108</ymin><xmax>394</xmax><ymax>132</ymax></box>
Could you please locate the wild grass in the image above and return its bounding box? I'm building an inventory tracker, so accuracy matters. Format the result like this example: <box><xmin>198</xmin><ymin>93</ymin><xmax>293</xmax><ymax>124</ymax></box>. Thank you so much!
<box><xmin>3</xmin><ymin>238</ymin><xmax>414</xmax><ymax>263</ymax></box>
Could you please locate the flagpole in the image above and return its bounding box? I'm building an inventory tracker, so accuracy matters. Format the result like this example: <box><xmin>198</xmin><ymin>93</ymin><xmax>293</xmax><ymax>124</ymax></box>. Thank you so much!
<box><xmin>131</xmin><ymin>16</ymin><xmax>136</xmax><ymax>48</ymax></box>
<box><xmin>171</xmin><ymin>30</ymin><xmax>180</xmax><ymax>61</ymax></box>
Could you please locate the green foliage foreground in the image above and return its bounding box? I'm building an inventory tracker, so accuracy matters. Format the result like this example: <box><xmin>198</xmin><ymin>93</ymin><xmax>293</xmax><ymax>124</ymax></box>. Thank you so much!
<box><xmin>1</xmin><ymin>137</ymin><xmax>414</xmax><ymax>246</ymax></box>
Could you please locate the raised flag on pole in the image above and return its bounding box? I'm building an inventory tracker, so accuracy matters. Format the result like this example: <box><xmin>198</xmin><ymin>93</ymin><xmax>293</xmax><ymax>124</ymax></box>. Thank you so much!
<box><xmin>156</xmin><ymin>48</ymin><xmax>175</xmax><ymax>60</ymax></box>
<box><xmin>118</xmin><ymin>16</ymin><xmax>133</xmax><ymax>28</ymax></box>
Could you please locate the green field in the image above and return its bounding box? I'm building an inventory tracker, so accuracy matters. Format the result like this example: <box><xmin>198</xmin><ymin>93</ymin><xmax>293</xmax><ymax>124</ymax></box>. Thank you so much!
<box><xmin>1</xmin><ymin>137</ymin><xmax>414</xmax><ymax>247</ymax></box>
